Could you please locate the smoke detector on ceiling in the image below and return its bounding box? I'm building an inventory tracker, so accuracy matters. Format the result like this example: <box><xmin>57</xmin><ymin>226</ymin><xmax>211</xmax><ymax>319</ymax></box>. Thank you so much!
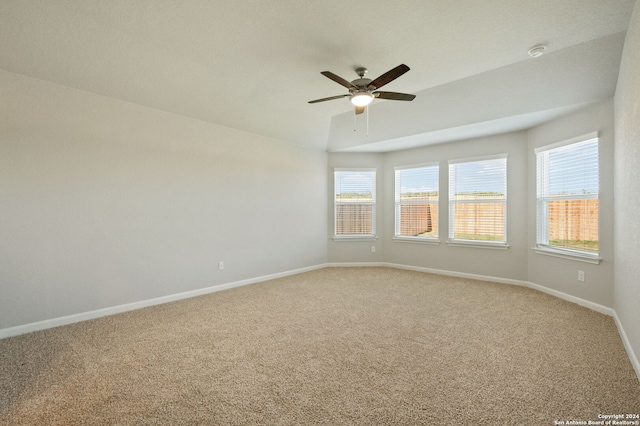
<box><xmin>528</xmin><ymin>45</ymin><xmax>547</xmax><ymax>58</ymax></box>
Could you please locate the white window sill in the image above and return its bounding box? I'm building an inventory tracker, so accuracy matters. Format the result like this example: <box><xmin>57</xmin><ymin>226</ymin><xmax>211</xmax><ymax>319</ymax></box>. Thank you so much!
<box><xmin>532</xmin><ymin>246</ymin><xmax>602</xmax><ymax>264</ymax></box>
<box><xmin>447</xmin><ymin>240</ymin><xmax>509</xmax><ymax>250</ymax></box>
<box><xmin>332</xmin><ymin>236</ymin><xmax>378</xmax><ymax>242</ymax></box>
<box><xmin>393</xmin><ymin>237</ymin><xmax>440</xmax><ymax>245</ymax></box>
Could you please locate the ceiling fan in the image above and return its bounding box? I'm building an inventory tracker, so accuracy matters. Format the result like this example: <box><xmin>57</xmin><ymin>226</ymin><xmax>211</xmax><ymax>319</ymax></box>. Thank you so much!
<box><xmin>308</xmin><ymin>64</ymin><xmax>416</xmax><ymax>114</ymax></box>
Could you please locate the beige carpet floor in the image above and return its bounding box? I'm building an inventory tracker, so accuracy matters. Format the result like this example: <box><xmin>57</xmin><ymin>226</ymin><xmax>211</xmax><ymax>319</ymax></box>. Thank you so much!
<box><xmin>1</xmin><ymin>267</ymin><xmax>639</xmax><ymax>425</ymax></box>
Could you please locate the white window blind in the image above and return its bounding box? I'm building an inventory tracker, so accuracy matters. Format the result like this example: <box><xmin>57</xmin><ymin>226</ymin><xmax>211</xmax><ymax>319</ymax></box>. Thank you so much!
<box><xmin>448</xmin><ymin>156</ymin><xmax>507</xmax><ymax>243</ymax></box>
<box><xmin>395</xmin><ymin>164</ymin><xmax>439</xmax><ymax>239</ymax></box>
<box><xmin>536</xmin><ymin>136</ymin><xmax>599</xmax><ymax>254</ymax></box>
<box><xmin>334</xmin><ymin>169</ymin><xmax>376</xmax><ymax>237</ymax></box>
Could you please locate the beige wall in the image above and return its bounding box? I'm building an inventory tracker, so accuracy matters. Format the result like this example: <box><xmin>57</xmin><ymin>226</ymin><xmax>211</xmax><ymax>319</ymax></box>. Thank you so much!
<box><xmin>0</xmin><ymin>70</ymin><xmax>328</xmax><ymax>330</ymax></box>
<box><xmin>527</xmin><ymin>100</ymin><xmax>615</xmax><ymax>308</ymax></box>
<box><xmin>328</xmin><ymin>132</ymin><xmax>529</xmax><ymax>281</ymax></box>
<box><xmin>327</xmin><ymin>153</ymin><xmax>385</xmax><ymax>263</ymax></box>
<box><xmin>328</xmin><ymin>100</ymin><xmax>615</xmax><ymax>308</ymax></box>
<box><xmin>614</xmin><ymin>1</ymin><xmax>640</xmax><ymax>375</ymax></box>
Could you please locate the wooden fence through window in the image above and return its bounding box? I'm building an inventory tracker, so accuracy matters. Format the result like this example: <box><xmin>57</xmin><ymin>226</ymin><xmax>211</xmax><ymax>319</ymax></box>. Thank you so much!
<box><xmin>336</xmin><ymin>198</ymin><xmax>598</xmax><ymax>243</ymax></box>
<box><xmin>336</xmin><ymin>204</ymin><xmax>373</xmax><ymax>235</ymax></box>
<box><xmin>548</xmin><ymin>199</ymin><xmax>598</xmax><ymax>243</ymax></box>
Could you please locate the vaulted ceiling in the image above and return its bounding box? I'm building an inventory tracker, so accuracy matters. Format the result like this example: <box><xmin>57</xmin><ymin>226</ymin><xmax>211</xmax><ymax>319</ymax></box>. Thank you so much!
<box><xmin>0</xmin><ymin>1</ymin><xmax>635</xmax><ymax>152</ymax></box>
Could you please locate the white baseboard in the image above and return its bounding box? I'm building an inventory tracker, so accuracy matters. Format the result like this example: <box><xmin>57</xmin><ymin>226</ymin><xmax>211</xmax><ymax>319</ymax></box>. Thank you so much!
<box><xmin>329</xmin><ymin>261</ymin><xmax>614</xmax><ymax>313</ymax></box>
<box><xmin>524</xmin><ymin>281</ymin><xmax>615</xmax><ymax>316</ymax></box>
<box><xmin>2</xmin><ymin>261</ymin><xmax>638</xmax><ymax>382</ymax></box>
<box><xmin>0</xmin><ymin>264</ymin><xmax>325</xmax><ymax>340</ymax></box>
<box><xmin>326</xmin><ymin>261</ymin><xmax>529</xmax><ymax>286</ymax></box>
<box><xmin>324</xmin><ymin>261</ymin><xmax>388</xmax><ymax>269</ymax></box>
<box><xmin>612</xmin><ymin>311</ymin><xmax>640</xmax><ymax>381</ymax></box>
<box><xmin>329</xmin><ymin>262</ymin><xmax>640</xmax><ymax>380</ymax></box>
<box><xmin>380</xmin><ymin>262</ymin><xmax>531</xmax><ymax>287</ymax></box>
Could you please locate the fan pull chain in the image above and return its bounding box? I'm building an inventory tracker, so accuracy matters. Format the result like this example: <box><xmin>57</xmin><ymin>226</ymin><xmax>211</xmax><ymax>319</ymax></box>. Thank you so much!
<box><xmin>352</xmin><ymin>107</ymin><xmax>370</xmax><ymax>136</ymax></box>
<box><xmin>366</xmin><ymin>106</ymin><xmax>369</xmax><ymax>137</ymax></box>
<box><xmin>354</xmin><ymin>109</ymin><xmax>357</xmax><ymax>132</ymax></box>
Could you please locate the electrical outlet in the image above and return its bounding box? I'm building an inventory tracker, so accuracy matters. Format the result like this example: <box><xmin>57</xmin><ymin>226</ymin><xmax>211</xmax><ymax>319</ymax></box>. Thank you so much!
<box><xmin>371</xmin><ymin>246</ymin><xmax>376</xmax><ymax>253</ymax></box>
<box><xmin>578</xmin><ymin>270</ymin><xmax>585</xmax><ymax>282</ymax></box>
<box><xmin>219</xmin><ymin>261</ymin><xmax>224</xmax><ymax>270</ymax></box>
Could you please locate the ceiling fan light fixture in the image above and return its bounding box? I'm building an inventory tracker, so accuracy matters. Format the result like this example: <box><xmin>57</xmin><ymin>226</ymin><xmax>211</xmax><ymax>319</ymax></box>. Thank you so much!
<box><xmin>350</xmin><ymin>92</ymin><xmax>374</xmax><ymax>106</ymax></box>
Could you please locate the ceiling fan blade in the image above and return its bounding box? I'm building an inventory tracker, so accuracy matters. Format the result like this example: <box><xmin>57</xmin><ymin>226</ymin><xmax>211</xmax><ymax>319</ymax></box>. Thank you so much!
<box><xmin>355</xmin><ymin>105</ymin><xmax>365</xmax><ymax>115</ymax></box>
<box><xmin>321</xmin><ymin>71</ymin><xmax>358</xmax><ymax>90</ymax></box>
<box><xmin>308</xmin><ymin>94</ymin><xmax>349</xmax><ymax>104</ymax></box>
<box><xmin>374</xmin><ymin>91</ymin><xmax>416</xmax><ymax>101</ymax></box>
<box><xmin>367</xmin><ymin>64</ymin><xmax>410</xmax><ymax>90</ymax></box>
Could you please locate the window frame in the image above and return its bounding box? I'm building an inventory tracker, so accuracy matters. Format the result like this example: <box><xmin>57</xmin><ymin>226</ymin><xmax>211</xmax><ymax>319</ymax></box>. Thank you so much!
<box><xmin>333</xmin><ymin>168</ymin><xmax>377</xmax><ymax>240</ymax></box>
<box><xmin>448</xmin><ymin>154</ymin><xmax>508</xmax><ymax>248</ymax></box>
<box><xmin>394</xmin><ymin>162</ymin><xmax>440</xmax><ymax>244</ymax></box>
<box><xmin>534</xmin><ymin>133</ymin><xmax>601</xmax><ymax>263</ymax></box>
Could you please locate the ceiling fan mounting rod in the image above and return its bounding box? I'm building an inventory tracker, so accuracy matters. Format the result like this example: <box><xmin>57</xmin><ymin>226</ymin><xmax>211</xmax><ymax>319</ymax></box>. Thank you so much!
<box><xmin>355</xmin><ymin>67</ymin><xmax>368</xmax><ymax>78</ymax></box>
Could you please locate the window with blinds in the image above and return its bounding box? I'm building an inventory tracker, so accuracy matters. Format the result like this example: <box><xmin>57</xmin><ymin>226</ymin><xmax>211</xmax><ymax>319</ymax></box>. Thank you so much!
<box><xmin>448</xmin><ymin>156</ymin><xmax>507</xmax><ymax>244</ymax></box>
<box><xmin>334</xmin><ymin>169</ymin><xmax>376</xmax><ymax>237</ymax></box>
<box><xmin>395</xmin><ymin>164</ymin><xmax>439</xmax><ymax>239</ymax></box>
<box><xmin>536</xmin><ymin>135</ymin><xmax>599</xmax><ymax>254</ymax></box>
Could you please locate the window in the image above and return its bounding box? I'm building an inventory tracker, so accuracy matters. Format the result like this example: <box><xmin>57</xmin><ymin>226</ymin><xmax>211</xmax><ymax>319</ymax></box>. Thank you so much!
<box><xmin>448</xmin><ymin>156</ymin><xmax>507</xmax><ymax>244</ymax></box>
<box><xmin>334</xmin><ymin>169</ymin><xmax>376</xmax><ymax>237</ymax></box>
<box><xmin>536</xmin><ymin>134</ymin><xmax>599</xmax><ymax>256</ymax></box>
<box><xmin>395</xmin><ymin>164</ymin><xmax>439</xmax><ymax>240</ymax></box>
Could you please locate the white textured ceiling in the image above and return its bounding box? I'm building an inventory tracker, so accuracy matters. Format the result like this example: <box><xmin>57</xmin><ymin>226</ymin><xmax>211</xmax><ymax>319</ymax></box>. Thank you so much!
<box><xmin>0</xmin><ymin>0</ymin><xmax>635</xmax><ymax>151</ymax></box>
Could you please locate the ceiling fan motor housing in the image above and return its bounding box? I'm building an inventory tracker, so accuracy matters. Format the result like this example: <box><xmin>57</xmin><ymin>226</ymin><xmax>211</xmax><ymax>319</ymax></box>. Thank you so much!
<box><xmin>352</xmin><ymin>67</ymin><xmax>374</xmax><ymax>91</ymax></box>
<box><xmin>351</xmin><ymin>78</ymin><xmax>373</xmax><ymax>92</ymax></box>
